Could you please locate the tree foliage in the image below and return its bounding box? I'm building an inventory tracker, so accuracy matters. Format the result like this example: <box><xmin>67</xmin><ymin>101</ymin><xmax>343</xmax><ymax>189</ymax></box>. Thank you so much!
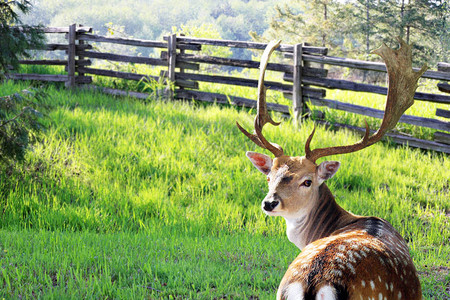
<box><xmin>255</xmin><ymin>0</ymin><xmax>448</xmax><ymax>66</ymax></box>
<box><xmin>0</xmin><ymin>0</ymin><xmax>47</xmax><ymax>168</ymax></box>
<box><xmin>0</xmin><ymin>0</ymin><xmax>45</xmax><ymax>75</ymax></box>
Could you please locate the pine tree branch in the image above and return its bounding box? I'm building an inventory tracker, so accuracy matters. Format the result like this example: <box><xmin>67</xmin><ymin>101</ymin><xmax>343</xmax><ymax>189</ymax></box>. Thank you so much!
<box><xmin>0</xmin><ymin>107</ymin><xmax>28</xmax><ymax>128</ymax></box>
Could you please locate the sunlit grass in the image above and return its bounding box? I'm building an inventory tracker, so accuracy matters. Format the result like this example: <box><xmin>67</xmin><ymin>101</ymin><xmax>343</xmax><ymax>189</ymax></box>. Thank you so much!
<box><xmin>1</xmin><ymin>76</ymin><xmax>448</xmax><ymax>298</ymax></box>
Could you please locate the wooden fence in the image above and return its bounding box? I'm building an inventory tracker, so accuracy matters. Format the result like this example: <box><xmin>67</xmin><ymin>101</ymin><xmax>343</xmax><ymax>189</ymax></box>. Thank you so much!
<box><xmin>6</xmin><ymin>24</ymin><xmax>450</xmax><ymax>154</ymax></box>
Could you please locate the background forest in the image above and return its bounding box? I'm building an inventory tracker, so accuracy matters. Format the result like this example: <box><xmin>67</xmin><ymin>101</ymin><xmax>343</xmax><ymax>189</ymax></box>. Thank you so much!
<box><xmin>22</xmin><ymin>0</ymin><xmax>448</xmax><ymax>66</ymax></box>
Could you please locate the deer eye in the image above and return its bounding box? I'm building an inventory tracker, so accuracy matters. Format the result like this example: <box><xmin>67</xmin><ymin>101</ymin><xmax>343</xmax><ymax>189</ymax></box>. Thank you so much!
<box><xmin>302</xmin><ymin>180</ymin><xmax>312</xmax><ymax>187</ymax></box>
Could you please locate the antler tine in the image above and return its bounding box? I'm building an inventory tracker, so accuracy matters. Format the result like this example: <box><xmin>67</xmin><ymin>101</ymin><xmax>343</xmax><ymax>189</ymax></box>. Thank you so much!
<box><xmin>306</xmin><ymin>37</ymin><xmax>428</xmax><ymax>163</ymax></box>
<box><xmin>236</xmin><ymin>40</ymin><xmax>284</xmax><ymax>157</ymax></box>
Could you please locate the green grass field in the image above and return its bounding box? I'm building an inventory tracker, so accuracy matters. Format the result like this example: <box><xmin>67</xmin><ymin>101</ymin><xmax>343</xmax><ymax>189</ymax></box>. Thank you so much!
<box><xmin>0</xmin><ymin>80</ymin><xmax>449</xmax><ymax>299</ymax></box>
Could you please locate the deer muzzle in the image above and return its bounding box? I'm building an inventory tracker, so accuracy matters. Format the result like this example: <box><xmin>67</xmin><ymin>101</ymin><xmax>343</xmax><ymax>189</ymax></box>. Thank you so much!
<box><xmin>262</xmin><ymin>193</ymin><xmax>282</xmax><ymax>212</ymax></box>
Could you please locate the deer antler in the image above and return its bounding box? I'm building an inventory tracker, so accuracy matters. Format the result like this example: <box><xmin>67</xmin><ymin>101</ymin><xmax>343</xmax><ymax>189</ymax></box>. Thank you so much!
<box><xmin>305</xmin><ymin>37</ymin><xmax>428</xmax><ymax>163</ymax></box>
<box><xmin>236</xmin><ymin>40</ymin><xmax>284</xmax><ymax>157</ymax></box>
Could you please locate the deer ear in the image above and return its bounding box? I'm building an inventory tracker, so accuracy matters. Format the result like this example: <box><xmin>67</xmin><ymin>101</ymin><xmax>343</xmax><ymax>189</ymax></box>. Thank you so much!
<box><xmin>246</xmin><ymin>151</ymin><xmax>273</xmax><ymax>175</ymax></box>
<box><xmin>317</xmin><ymin>161</ymin><xmax>340</xmax><ymax>184</ymax></box>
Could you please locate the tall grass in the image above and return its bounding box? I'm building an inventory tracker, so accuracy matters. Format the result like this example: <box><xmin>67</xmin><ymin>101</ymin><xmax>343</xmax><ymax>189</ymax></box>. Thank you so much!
<box><xmin>0</xmin><ymin>79</ymin><xmax>448</xmax><ymax>299</ymax></box>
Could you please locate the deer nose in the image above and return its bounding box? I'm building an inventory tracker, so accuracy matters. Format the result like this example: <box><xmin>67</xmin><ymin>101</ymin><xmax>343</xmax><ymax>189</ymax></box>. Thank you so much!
<box><xmin>263</xmin><ymin>200</ymin><xmax>279</xmax><ymax>211</ymax></box>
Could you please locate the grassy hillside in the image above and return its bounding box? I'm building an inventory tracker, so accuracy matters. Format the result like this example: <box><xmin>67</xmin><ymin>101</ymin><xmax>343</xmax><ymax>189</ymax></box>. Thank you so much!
<box><xmin>0</xmin><ymin>81</ymin><xmax>449</xmax><ymax>299</ymax></box>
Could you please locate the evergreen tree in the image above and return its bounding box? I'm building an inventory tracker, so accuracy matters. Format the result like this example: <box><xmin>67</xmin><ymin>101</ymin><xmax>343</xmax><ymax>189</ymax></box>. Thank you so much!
<box><xmin>257</xmin><ymin>0</ymin><xmax>448</xmax><ymax>65</ymax></box>
<box><xmin>420</xmin><ymin>0</ymin><xmax>449</xmax><ymax>63</ymax></box>
<box><xmin>0</xmin><ymin>0</ymin><xmax>47</xmax><ymax>168</ymax></box>
<box><xmin>250</xmin><ymin>0</ymin><xmax>344</xmax><ymax>54</ymax></box>
<box><xmin>0</xmin><ymin>0</ymin><xmax>45</xmax><ymax>76</ymax></box>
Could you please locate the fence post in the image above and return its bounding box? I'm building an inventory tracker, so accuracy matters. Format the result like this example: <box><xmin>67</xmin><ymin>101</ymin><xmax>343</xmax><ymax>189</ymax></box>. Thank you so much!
<box><xmin>178</xmin><ymin>33</ymin><xmax>186</xmax><ymax>91</ymax></box>
<box><xmin>166</xmin><ymin>33</ymin><xmax>177</xmax><ymax>100</ymax></box>
<box><xmin>77</xmin><ymin>24</ymin><xmax>86</xmax><ymax>80</ymax></box>
<box><xmin>292</xmin><ymin>43</ymin><xmax>303</xmax><ymax>122</ymax></box>
<box><xmin>65</xmin><ymin>23</ymin><xmax>76</xmax><ymax>88</ymax></box>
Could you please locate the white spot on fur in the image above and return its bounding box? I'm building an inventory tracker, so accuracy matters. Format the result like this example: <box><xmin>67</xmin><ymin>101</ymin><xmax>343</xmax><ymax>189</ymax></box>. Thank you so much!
<box><xmin>285</xmin><ymin>282</ymin><xmax>304</xmax><ymax>300</ymax></box>
<box><xmin>335</xmin><ymin>257</ymin><xmax>344</xmax><ymax>264</ymax></box>
<box><xmin>351</xmin><ymin>243</ymin><xmax>361</xmax><ymax>250</ymax></box>
<box><xmin>370</xmin><ymin>280</ymin><xmax>375</xmax><ymax>290</ymax></box>
<box><xmin>330</xmin><ymin>269</ymin><xmax>343</xmax><ymax>277</ymax></box>
<box><xmin>347</xmin><ymin>251</ymin><xmax>357</xmax><ymax>263</ymax></box>
<box><xmin>316</xmin><ymin>285</ymin><xmax>336</xmax><ymax>300</ymax></box>
<box><xmin>397</xmin><ymin>291</ymin><xmax>402</xmax><ymax>299</ymax></box>
<box><xmin>347</xmin><ymin>263</ymin><xmax>356</xmax><ymax>274</ymax></box>
<box><xmin>361</xmin><ymin>280</ymin><xmax>366</xmax><ymax>287</ymax></box>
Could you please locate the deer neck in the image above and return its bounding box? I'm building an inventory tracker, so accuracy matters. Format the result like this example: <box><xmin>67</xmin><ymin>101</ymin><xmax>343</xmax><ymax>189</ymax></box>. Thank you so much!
<box><xmin>284</xmin><ymin>183</ymin><xmax>358</xmax><ymax>250</ymax></box>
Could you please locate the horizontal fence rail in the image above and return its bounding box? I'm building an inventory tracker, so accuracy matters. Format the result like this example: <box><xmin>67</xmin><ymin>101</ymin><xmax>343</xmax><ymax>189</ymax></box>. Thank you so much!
<box><xmin>5</xmin><ymin>24</ymin><xmax>450</xmax><ymax>154</ymax></box>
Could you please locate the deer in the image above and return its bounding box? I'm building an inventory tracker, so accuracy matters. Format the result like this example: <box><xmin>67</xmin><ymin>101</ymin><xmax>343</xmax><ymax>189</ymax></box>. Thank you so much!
<box><xmin>236</xmin><ymin>39</ymin><xmax>428</xmax><ymax>300</ymax></box>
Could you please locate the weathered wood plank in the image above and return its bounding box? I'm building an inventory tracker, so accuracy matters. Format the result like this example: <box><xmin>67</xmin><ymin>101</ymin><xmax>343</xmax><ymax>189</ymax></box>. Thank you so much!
<box><xmin>78</xmin><ymin>33</ymin><xmax>167</xmax><ymax>48</ymax></box>
<box><xmin>175</xmin><ymin>72</ymin><xmax>292</xmax><ymax>93</ymax></box>
<box><xmin>315</xmin><ymin>120</ymin><xmax>450</xmax><ymax>154</ymax></box>
<box><xmin>308</xmin><ymin>97</ymin><xmax>450</xmax><ymax>132</ymax></box>
<box><xmin>78</xmin><ymin>34</ymin><xmax>200</xmax><ymax>50</ymax></box>
<box><xmin>65</xmin><ymin>24</ymin><xmax>76</xmax><ymax>88</ymax></box>
<box><xmin>167</xmin><ymin>34</ymin><xmax>177</xmax><ymax>101</ymax></box>
<box><xmin>77</xmin><ymin>25</ymin><xmax>87</xmax><ymax>78</ymax></box>
<box><xmin>44</xmin><ymin>26</ymin><xmax>92</xmax><ymax>33</ymax></box>
<box><xmin>175</xmin><ymin>89</ymin><xmax>290</xmax><ymax>114</ymax></box>
<box><xmin>161</xmin><ymin>51</ymin><xmax>293</xmax><ymax>73</ymax></box>
<box><xmin>436</xmin><ymin>108</ymin><xmax>450</xmax><ymax>119</ymax></box>
<box><xmin>75</xmin><ymin>76</ymin><xmax>92</xmax><ymax>84</ymax></box>
<box><xmin>303</xmin><ymin>76</ymin><xmax>450</xmax><ymax>104</ymax></box>
<box><xmin>283</xmin><ymin>87</ymin><xmax>326</xmax><ymax>99</ymax></box>
<box><xmin>64</xmin><ymin>60</ymin><xmax>92</xmax><ymax>71</ymax></box>
<box><xmin>6</xmin><ymin>73</ymin><xmax>91</xmax><ymax>84</ymax></box>
<box><xmin>6</xmin><ymin>73</ymin><xmax>68</xmax><ymax>82</ymax></box>
<box><xmin>164</xmin><ymin>36</ymin><xmax>327</xmax><ymax>55</ymax></box>
<box><xmin>434</xmin><ymin>131</ymin><xmax>450</xmax><ymax>145</ymax></box>
<box><xmin>19</xmin><ymin>59</ymin><xmax>67</xmax><ymax>65</ymax></box>
<box><xmin>438</xmin><ymin>82</ymin><xmax>450</xmax><ymax>94</ymax></box>
<box><xmin>292</xmin><ymin>43</ymin><xmax>303</xmax><ymax>120</ymax></box>
<box><xmin>437</xmin><ymin>62</ymin><xmax>450</xmax><ymax>73</ymax></box>
<box><xmin>33</xmin><ymin>43</ymin><xmax>92</xmax><ymax>51</ymax></box>
<box><xmin>175</xmin><ymin>61</ymin><xmax>200</xmax><ymax>71</ymax></box>
<box><xmin>302</xmin><ymin>54</ymin><xmax>449</xmax><ymax>81</ymax></box>
<box><xmin>77</xmin><ymin>67</ymin><xmax>159</xmax><ymax>81</ymax></box>
<box><xmin>283</xmin><ymin>68</ymin><xmax>328</xmax><ymax>81</ymax></box>
<box><xmin>77</xmin><ymin>51</ymin><xmax>167</xmax><ymax>66</ymax></box>
<box><xmin>176</xmin><ymin>80</ymin><xmax>199</xmax><ymax>90</ymax></box>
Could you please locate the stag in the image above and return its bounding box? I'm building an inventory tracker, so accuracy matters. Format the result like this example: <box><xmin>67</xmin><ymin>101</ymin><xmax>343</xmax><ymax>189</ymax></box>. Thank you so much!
<box><xmin>237</xmin><ymin>39</ymin><xmax>427</xmax><ymax>300</ymax></box>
